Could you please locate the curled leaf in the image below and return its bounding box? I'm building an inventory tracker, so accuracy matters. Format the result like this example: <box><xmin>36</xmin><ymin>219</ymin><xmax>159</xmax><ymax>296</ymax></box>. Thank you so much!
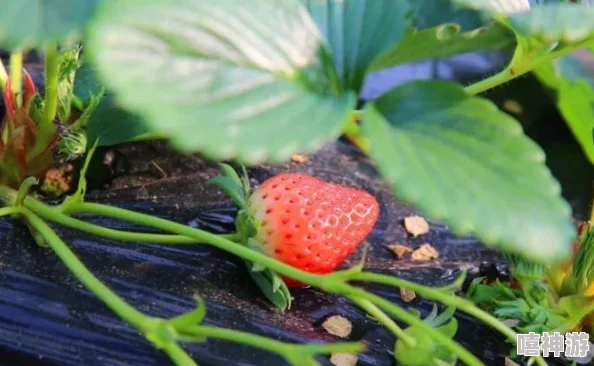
<box><xmin>219</xmin><ymin>163</ymin><xmax>243</xmax><ymax>188</ymax></box>
<box><xmin>169</xmin><ymin>295</ymin><xmax>207</xmax><ymax>329</ymax></box>
<box><xmin>208</xmin><ymin>176</ymin><xmax>247</xmax><ymax>210</ymax></box>
<box><xmin>394</xmin><ymin>307</ymin><xmax>459</xmax><ymax>366</ymax></box>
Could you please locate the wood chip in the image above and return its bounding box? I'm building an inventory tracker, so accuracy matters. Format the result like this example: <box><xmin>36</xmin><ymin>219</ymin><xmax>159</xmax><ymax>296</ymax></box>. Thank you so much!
<box><xmin>411</xmin><ymin>243</ymin><xmax>439</xmax><ymax>260</ymax></box>
<box><xmin>400</xmin><ymin>288</ymin><xmax>416</xmax><ymax>303</ymax></box>
<box><xmin>387</xmin><ymin>244</ymin><xmax>412</xmax><ymax>259</ymax></box>
<box><xmin>322</xmin><ymin>315</ymin><xmax>352</xmax><ymax>338</ymax></box>
<box><xmin>291</xmin><ymin>154</ymin><xmax>309</xmax><ymax>163</ymax></box>
<box><xmin>403</xmin><ymin>215</ymin><xmax>430</xmax><ymax>237</ymax></box>
<box><xmin>330</xmin><ymin>353</ymin><xmax>358</xmax><ymax>366</ymax></box>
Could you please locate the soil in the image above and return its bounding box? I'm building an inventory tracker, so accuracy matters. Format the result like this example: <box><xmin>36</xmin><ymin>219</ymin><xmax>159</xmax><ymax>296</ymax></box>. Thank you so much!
<box><xmin>0</xmin><ymin>56</ymin><xmax>592</xmax><ymax>366</ymax></box>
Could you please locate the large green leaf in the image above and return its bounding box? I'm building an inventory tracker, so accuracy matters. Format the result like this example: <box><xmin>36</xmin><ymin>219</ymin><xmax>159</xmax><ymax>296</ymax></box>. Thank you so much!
<box><xmin>302</xmin><ymin>0</ymin><xmax>411</xmax><ymax>92</ymax></box>
<box><xmin>454</xmin><ymin>1</ymin><xmax>594</xmax><ymax>44</ymax></box>
<box><xmin>362</xmin><ymin>80</ymin><xmax>575</xmax><ymax>263</ymax></box>
<box><xmin>73</xmin><ymin>63</ymin><xmax>104</xmax><ymax>105</ymax></box>
<box><xmin>85</xmin><ymin>95</ymin><xmax>148</xmax><ymax>147</ymax></box>
<box><xmin>0</xmin><ymin>0</ymin><xmax>99</xmax><ymax>49</ymax></box>
<box><xmin>88</xmin><ymin>0</ymin><xmax>356</xmax><ymax>164</ymax></box>
<box><xmin>410</xmin><ymin>0</ymin><xmax>484</xmax><ymax>31</ymax></box>
<box><xmin>73</xmin><ymin>63</ymin><xmax>149</xmax><ymax>147</ymax></box>
<box><xmin>534</xmin><ymin>54</ymin><xmax>594</xmax><ymax>164</ymax></box>
<box><xmin>369</xmin><ymin>23</ymin><xmax>515</xmax><ymax>72</ymax></box>
<box><xmin>368</xmin><ymin>0</ymin><xmax>515</xmax><ymax>73</ymax></box>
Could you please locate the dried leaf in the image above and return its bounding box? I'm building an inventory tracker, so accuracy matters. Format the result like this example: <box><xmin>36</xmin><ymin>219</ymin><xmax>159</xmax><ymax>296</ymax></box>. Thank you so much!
<box><xmin>411</xmin><ymin>243</ymin><xmax>439</xmax><ymax>261</ymax></box>
<box><xmin>400</xmin><ymin>287</ymin><xmax>416</xmax><ymax>303</ymax></box>
<box><xmin>403</xmin><ymin>215</ymin><xmax>430</xmax><ymax>237</ymax></box>
<box><xmin>330</xmin><ymin>353</ymin><xmax>358</xmax><ymax>366</ymax></box>
<box><xmin>387</xmin><ymin>244</ymin><xmax>412</xmax><ymax>259</ymax></box>
<box><xmin>322</xmin><ymin>315</ymin><xmax>352</xmax><ymax>338</ymax></box>
<box><xmin>291</xmin><ymin>154</ymin><xmax>309</xmax><ymax>164</ymax></box>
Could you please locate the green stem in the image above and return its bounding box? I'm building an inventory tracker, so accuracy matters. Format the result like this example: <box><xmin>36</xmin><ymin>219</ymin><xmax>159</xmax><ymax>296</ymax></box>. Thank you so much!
<box><xmin>58</xmin><ymin>201</ymin><xmax>330</xmax><ymax>287</ymax></box>
<box><xmin>41</xmin><ymin>43</ymin><xmax>59</xmax><ymax>130</ymax></box>
<box><xmin>0</xmin><ymin>58</ymin><xmax>8</xmax><ymax>92</ymax></box>
<box><xmin>20</xmin><ymin>207</ymin><xmax>155</xmax><ymax>331</ymax></box>
<box><xmin>1</xmin><ymin>193</ymin><xmax>368</xmax><ymax>366</ymax></box>
<box><xmin>0</xmin><ymin>206</ymin><xmax>23</xmax><ymax>217</ymax></box>
<box><xmin>16</xmin><ymin>177</ymin><xmax>39</xmax><ymax>207</ymax></box>
<box><xmin>349</xmin><ymin>272</ymin><xmax>548</xmax><ymax>366</ymax></box>
<box><xmin>161</xmin><ymin>343</ymin><xmax>198</xmax><ymax>366</ymax></box>
<box><xmin>9</xmin><ymin>51</ymin><xmax>23</xmax><ymax>107</ymax></box>
<box><xmin>4</xmin><ymin>191</ymin><xmax>489</xmax><ymax>365</ymax></box>
<box><xmin>181</xmin><ymin>325</ymin><xmax>363</xmax><ymax>358</ymax></box>
<box><xmin>24</xmin><ymin>198</ymin><xmax>239</xmax><ymax>244</ymax></box>
<box><xmin>349</xmin><ymin>272</ymin><xmax>517</xmax><ymax>341</ymax></box>
<box><xmin>19</xmin><ymin>207</ymin><xmax>201</xmax><ymax>366</ymax></box>
<box><xmin>465</xmin><ymin>41</ymin><xmax>588</xmax><ymax>96</ymax></box>
<box><xmin>347</xmin><ymin>286</ymin><xmax>484</xmax><ymax>366</ymax></box>
<box><xmin>27</xmin><ymin>43</ymin><xmax>60</xmax><ymax>162</ymax></box>
<box><xmin>342</xmin><ymin>110</ymin><xmax>370</xmax><ymax>153</ymax></box>
<box><xmin>57</xmin><ymin>201</ymin><xmax>483</xmax><ymax>365</ymax></box>
<box><xmin>350</xmin><ymin>297</ymin><xmax>415</xmax><ymax>347</ymax></box>
<box><xmin>14</xmin><ymin>206</ymin><xmax>363</xmax><ymax>366</ymax></box>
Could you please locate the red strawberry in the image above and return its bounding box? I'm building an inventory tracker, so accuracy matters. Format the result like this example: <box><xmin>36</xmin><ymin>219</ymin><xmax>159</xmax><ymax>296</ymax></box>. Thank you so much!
<box><xmin>248</xmin><ymin>173</ymin><xmax>379</xmax><ymax>287</ymax></box>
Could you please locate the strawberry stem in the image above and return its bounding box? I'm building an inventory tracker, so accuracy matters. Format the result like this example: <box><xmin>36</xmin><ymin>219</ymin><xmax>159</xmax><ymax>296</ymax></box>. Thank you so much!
<box><xmin>9</xmin><ymin>51</ymin><xmax>23</xmax><ymax>108</ymax></box>
<box><xmin>178</xmin><ymin>324</ymin><xmax>364</xmax><ymax>359</ymax></box>
<box><xmin>17</xmin><ymin>195</ymin><xmax>487</xmax><ymax>365</ymax></box>
<box><xmin>41</xmin><ymin>43</ymin><xmax>59</xmax><ymax>132</ymax></box>
<box><xmin>18</xmin><ymin>206</ymin><xmax>162</xmax><ymax>334</ymax></box>
<box><xmin>27</xmin><ymin>43</ymin><xmax>59</xmax><ymax>163</ymax></box>
<box><xmin>14</xmin><ymin>201</ymin><xmax>240</xmax><ymax>244</ymax></box>
<box><xmin>347</xmin><ymin>272</ymin><xmax>520</xmax><ymax>344</ymax></box>
<box><xmin>351</xmin><ymin>297</ymin><xmax>416</xmax><ymax>347</ymax></box>
<box><xmin>342</xmin><ymin>110</ymin><xmax>370</xmax><ymax>153</ymax></box>
<box><xmin>3</xmin><ymin>205</ymin><xmax>362</xmax><ymax>366</ymax></box>
<box><xmin>349</xmin><ymin>286</ymin><xmax>483</xmax><ymax>366</ymax></box>
<box><xmin>0</xmin><ymin>58</ymin><xmax>8</xmax><ymax>93</ymax></box>
<box><xmin>0</xmin><ymin>164</ymin><xmax>535</xmax><ymax>365</ymax></box>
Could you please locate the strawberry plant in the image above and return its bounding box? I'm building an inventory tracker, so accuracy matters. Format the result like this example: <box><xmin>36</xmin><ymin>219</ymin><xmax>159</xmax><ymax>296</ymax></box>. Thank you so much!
<box><xmin>0</xmin><ymin>0</ymin><xmax>593</xmax><ymax>365</ymax></box>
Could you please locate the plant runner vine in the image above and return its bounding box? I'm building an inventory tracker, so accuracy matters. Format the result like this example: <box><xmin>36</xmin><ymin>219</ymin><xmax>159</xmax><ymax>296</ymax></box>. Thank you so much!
<box><xmin>0</xmin><ymin>145</ymin><xmax>534</xmax><ymax>366</ymax></box>
<box><xmin>0</xmin><ymin>168</ymin><xmax>542</xmax><ymax>366</ymax></box>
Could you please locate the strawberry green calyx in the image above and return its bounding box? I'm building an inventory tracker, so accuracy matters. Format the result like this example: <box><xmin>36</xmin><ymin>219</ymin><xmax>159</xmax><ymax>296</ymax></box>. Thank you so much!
<box><xmin>561</xmin><ymin>222</ymin><xmax>594</xmax><ymax>296</ymax></box>
<box><xmin>208</xmin><ymin>163</ymin><xmax>292</xmax><ymax>311</ymax></box>
<box><xmin>394</xmin><ymin>306</ymin><xmax>458</xmax><ymax>366</ymax></box>
<box><xmin>56</xmin><ymin>130</ymin><xmax>87</xmax><ymax>162</ymax></box>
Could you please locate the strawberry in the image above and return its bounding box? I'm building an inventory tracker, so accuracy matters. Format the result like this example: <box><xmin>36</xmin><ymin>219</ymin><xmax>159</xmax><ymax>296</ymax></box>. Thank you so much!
<box><xmin>209</xmin><ymin>164</ymin><xmax>379</xmax><ymax>309</ymax></box>
<box><xmin>248</xmin><ymin>173</ymin><xmax>379</xmax><ymax>287</ymax></box>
